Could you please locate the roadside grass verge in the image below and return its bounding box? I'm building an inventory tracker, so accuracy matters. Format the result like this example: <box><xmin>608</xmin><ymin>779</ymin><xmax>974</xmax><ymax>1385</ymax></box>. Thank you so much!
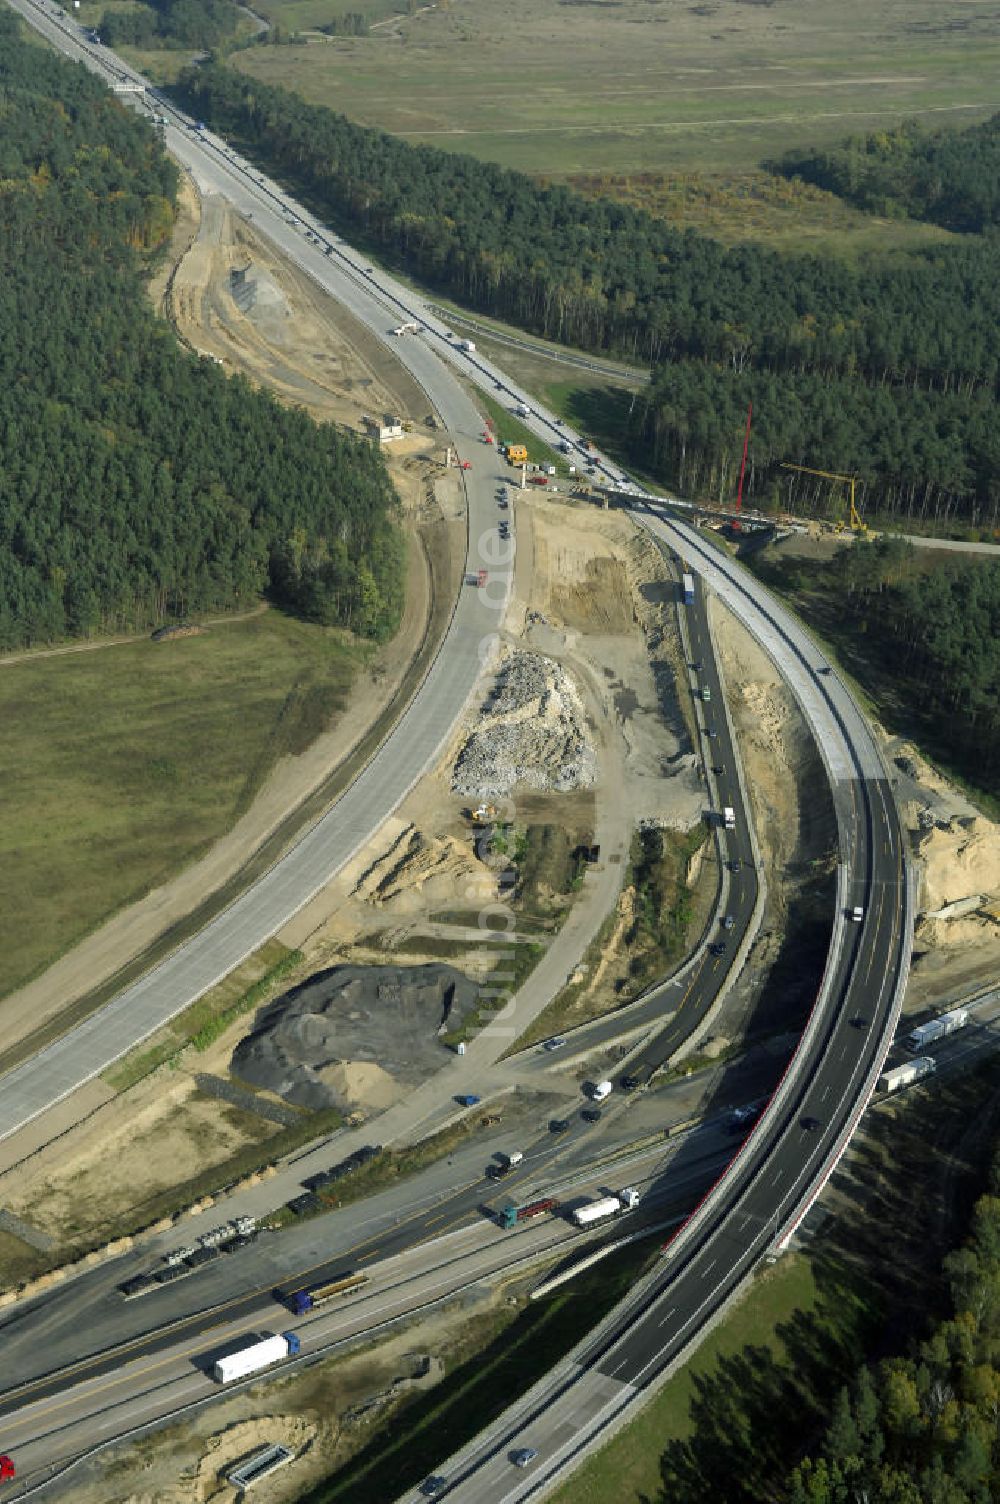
<box><xmin>469</xmin><ymin>388</ymin><xmax>573</xmax><ymax>481</ymax></box>
<box><xmin>103</xmin><ymin>939</ymin><xmax>302</xmax><ymax>1091</ymax></box>
<box><xmin>267</xmin><ymin>1109</ymin><xmax>523</xmax><ymax>1232</ymax></box>
<box><xmin>547</xmin><ymin>1253</ymin><xmax>870</xmax><ymax>1504</ymax></box>
<box><xmin>0</xmin><ymin>609</ymin><xmax>360</xmax><ymax>1004</ymax></box>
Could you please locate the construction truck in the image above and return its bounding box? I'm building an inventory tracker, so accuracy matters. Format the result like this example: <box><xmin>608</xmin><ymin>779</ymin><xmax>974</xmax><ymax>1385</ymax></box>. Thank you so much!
<box><xmin>506</xmin><ymin>443</ymin><xmax>528</xmax><ymax>465</ymax></box>
<box><xmin>467</xmin><ymin>803</ymin><xmax>499</xmax><ymax>824</ymax></box>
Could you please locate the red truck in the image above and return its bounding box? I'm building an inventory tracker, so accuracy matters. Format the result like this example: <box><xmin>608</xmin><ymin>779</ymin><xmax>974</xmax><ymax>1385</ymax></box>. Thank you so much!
<box><xmin>0</xmin><ymin>1456</ymin><xmax>15</xmax><ymax>1483</ymax></box>
<box><xmin>498</xmin><ymin>1197</ymin><xmax>559</xmax><ymax>1230</ymax></box>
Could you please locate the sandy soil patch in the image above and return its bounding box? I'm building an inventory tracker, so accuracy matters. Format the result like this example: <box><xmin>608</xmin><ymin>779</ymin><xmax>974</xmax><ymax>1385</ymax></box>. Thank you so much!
<box><xmin>711</xmin><ymin>600</ymin><xmax>817</xmax><ymax>885</ymax></box>
<box><xmin>0</xmin><ymin>1073</ymin><xmax>273</xmax><ymax>1251</ymax></box>
<box><xmin>167</xmin><ymin>186</ymin><xmax>432</xmax><ymax>433</ymax></box>
<box><xmin>883</xmin><ymin>741</ymin><xmax>1000</xmax><ymax>1003</ymax></box>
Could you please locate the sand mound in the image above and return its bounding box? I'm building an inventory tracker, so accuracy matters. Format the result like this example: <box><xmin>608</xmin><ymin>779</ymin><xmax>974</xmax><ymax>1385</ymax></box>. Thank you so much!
<box><xmin>351</xmin><ymin>822</ymin><xmax>492</xmax><ymax>911</ymax></box>
<box><xmin>318</xmin><ymin>1059</ymin><xmax>399</xmax><ymax>1111</ymax></box>
<box><xmin>915</xmin><ymin>912</ymin><xmax>1000</xmax><ymax>953</ymax></box>
<box><xmin>918</xmin><ymin>818</ymin><xmax>1000</xmax><ymax>913</ymax></box>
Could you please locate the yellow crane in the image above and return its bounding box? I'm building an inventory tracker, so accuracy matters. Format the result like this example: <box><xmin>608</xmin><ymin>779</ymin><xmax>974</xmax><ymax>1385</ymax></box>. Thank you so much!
<box><xmin>780</xmin><ymin>463</ymin><xmax>868</xmax><ymax>533</ymax></box>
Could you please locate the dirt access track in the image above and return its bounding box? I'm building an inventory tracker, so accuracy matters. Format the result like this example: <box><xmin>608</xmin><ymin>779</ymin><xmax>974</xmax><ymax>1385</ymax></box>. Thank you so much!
<box><xmin>0</xmin><ymin>174</ymin><xmax>467</xmax><ymax>1064</ymax></box>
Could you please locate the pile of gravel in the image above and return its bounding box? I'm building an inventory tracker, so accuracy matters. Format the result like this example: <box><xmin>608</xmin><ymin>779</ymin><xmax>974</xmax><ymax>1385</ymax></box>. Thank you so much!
<box><xmin>452</xmin><ymin>651</ymin><xmax>596</xmax><ymax>797</ymax></box>
<box><xmin>230</xmin><ymin>963</ymin><xmax>481</xmax><ymax>1110</ymax></box>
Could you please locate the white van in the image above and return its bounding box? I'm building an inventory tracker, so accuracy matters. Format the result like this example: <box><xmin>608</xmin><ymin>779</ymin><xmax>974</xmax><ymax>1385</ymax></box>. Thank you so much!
<box><xmin>592</xmin><ymin>1080</ymin><xmax>613</xmax><ymax>1102</ymax></box>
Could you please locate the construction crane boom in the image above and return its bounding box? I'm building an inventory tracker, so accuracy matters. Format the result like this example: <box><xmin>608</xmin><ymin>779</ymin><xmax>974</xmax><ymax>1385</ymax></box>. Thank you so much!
<box><xmin>780</xmin><ymin>463</ymin><xmax>867</xmax><ymax>533</ymax></box>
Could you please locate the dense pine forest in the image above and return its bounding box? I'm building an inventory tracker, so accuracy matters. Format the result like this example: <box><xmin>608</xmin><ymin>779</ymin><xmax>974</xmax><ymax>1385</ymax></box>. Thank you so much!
<box><xmin>0</xmin><ymin>15</ymin><xmax>403</xmax><ymax>650</ymax></box>
<box><xmin>176</xmin><ymin>64</ymin><xmax>1000</xmax><ymax>528</ymax></box>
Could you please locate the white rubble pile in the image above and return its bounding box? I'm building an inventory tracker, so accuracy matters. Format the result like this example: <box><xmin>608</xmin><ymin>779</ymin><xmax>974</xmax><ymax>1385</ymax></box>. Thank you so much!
<box><xmin>452</xmin><ymin>651</ymin><xmax>596</xmax><ymax>797</ymax></box>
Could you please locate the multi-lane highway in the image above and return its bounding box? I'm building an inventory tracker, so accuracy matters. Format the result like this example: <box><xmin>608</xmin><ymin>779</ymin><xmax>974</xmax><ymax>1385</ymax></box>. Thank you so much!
<box><xmin>392</xmin><ymin>512</ymin><xmax>912</xmax><ymax>1500</ymax></box>
<box><xmin>0</xmin><ymin>8</ymin><xmax>913</xmax><ymax>1499</ymax></box>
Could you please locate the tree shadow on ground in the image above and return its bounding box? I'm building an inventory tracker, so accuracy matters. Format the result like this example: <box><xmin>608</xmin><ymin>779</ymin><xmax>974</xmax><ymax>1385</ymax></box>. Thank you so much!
<box><xmin>649</xmin><ymin>1063</ymin><xmax>1000</xmax><ymax>1501</ymax></box>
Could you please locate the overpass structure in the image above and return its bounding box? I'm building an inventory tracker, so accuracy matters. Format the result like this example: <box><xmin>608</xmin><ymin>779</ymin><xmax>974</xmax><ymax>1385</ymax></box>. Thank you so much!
<box><xmin>1</xmin><ymin>6</ymin><xmax>912</xmax><ymax>1499</ymax></box>
<box><xmin>395</xmin><ymin>508</ymin><xmax>911</xmax><ymax>1502</ymax></box>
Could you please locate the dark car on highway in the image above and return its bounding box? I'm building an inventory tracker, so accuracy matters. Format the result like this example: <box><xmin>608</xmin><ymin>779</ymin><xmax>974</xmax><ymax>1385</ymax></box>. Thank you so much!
<box><xmin>581</xmin><ymin>1108</ymin><xmax>603</xmax><ymax>1124</ymax></box>
<box><xmin>620</xmin><ymin>1073</ymin><xmax>641</xmax><ymax>1091</ymax></box>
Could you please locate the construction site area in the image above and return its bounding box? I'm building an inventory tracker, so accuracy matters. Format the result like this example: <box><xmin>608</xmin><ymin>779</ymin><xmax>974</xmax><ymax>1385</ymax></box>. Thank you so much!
<box><xmin>1</xmin><ymin>151</ymin><xmax>1000</xmax><ymax>1504</ymax></box>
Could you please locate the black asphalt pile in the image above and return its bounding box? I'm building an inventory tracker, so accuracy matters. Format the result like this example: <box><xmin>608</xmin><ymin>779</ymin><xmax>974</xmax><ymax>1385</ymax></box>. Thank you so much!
<box><xmin>230</xmin><ymin>963</ymin><xmax>480</xmax><ymax>1108</ymax></box>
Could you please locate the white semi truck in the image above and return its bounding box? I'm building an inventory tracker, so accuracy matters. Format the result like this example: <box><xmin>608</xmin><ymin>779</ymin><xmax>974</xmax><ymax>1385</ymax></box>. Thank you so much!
<box><xmin>572</xmin><ymin>1188</ymin><xmax>640</xmax><ymax>1228</ymax></box>
<box><xmin>907</xmin><ymin>1008</ymin><xmax>969</xmax><ymax>1051</ymax></box>
<box><xmin>880</xmin><ymin>1057</ymin><xmax>936</xmax><ymax>1096</ymax></box>
<box><xmin>213</xmin><ymin>1331</ymin><xmax>300</xmax><ymax>1384</ymax></box>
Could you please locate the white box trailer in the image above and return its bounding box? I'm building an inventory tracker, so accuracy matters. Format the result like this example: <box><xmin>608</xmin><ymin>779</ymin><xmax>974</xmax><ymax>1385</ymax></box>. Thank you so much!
<box><xmin>880</xmin><ymin>1057</ymin><xmax>936</xmax><ymax>1096</ymax></box>
<box><xmin>907</xmin><ymin>1008</ymin><xmax>969</xmax><ymax>1051</ymax></box>
<box><xmin>723</xmin><ymin>807</ymin><xmax>736</xmax><ymax>829</ymax></box>
<box><xmin>213</xmin><ymin>1332</ymin><xmax>299</xmax><ymax>1384</ymax></box>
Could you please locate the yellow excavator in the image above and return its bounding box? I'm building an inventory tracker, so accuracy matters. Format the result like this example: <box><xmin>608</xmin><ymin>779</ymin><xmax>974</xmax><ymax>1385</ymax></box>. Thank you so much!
<box><xmin>781</xmin><ymin>463</ymin><xmax>869</xmax><ymax>535</ymax></box>
<box><xmin>465</xmin><ymin>803</ymin><xmax>499</xmax><ymax>824</ymax></box>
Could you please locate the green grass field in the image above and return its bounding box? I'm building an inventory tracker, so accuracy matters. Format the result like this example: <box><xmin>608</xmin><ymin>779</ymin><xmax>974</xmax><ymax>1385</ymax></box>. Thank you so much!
<box><xmin>0</xmin><ymin>611</ymin><xmax>361</xmax><ymax>1002</ymax></box>
<box><xmin>231</xmin><ymin>0</ymin><xmax>1000</xmax><ymax>248</ymax></box>
<box><xmin>547</xmin><ymin>1256</ymin><xmax>828</xmax><ymax>1504</ymax></box>
<box><xmin>251</xmin><ymin>0</ymin><xmax>402</xmax><ymax>31</ymax></box>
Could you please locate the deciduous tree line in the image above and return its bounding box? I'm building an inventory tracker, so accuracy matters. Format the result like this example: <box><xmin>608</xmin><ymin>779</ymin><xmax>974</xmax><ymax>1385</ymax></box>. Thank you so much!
<box><xmin>789</xmin><ymin>1162</ymin><xmax>1000</xmax><ymax>1502</ymax></box>
<box><xmin>773</xmin><ymin>115</ymin><xmax>1000</xmax><ymax>233</ymax></box>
